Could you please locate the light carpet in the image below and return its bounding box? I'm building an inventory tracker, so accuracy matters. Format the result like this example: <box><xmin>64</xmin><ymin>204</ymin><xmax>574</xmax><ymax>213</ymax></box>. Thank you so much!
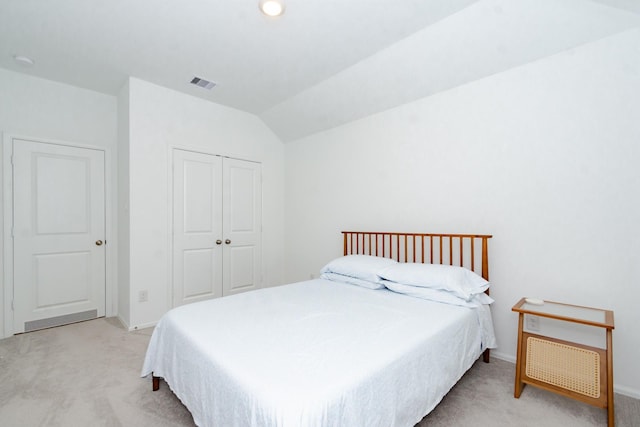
<box><xmin>0</xmin><ymin>318</ymin><xmax>637</xmax><ymax>427</ymax></box>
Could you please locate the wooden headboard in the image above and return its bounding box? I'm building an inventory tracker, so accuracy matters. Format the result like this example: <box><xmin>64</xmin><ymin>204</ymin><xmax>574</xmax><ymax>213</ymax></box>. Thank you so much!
<box><xmin>342</xmin><ymin>231</ymin><xmax>493</xmax><ymax>281</ymax></box>
<box><xmin>343</xmin><ymin>231</ymin><xmax>494</xmax><ymax>363</ymax></box>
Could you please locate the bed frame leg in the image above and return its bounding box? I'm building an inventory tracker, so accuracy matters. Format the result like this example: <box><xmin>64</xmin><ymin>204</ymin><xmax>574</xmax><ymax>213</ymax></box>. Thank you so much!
<box><xmin>152</xmin><ymin>375</ymin><xmax>160</xmax><ymax>391</ymax></box>
<box><xmin>483</xmin><ymin>348</ymin><xmax>490</xmax><ymax>363</ymax></box>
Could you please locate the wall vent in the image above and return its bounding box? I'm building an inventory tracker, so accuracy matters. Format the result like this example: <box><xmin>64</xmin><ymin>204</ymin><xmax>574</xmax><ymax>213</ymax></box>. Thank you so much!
<box><xmin>190</xmin><ymin>77</ymin><xmax>216</xmax><ymax>90</ymax></box>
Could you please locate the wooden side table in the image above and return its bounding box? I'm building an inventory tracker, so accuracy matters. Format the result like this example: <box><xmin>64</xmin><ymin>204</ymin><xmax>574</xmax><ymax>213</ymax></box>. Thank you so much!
<box><xmin>512</xmin><ymin>298</ymin><xmax>615</xmax><ymax>426</ymax></box>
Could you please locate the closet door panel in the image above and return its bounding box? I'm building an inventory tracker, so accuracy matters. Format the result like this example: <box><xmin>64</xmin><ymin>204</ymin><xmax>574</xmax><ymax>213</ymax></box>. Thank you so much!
<box><xmin>222</xmin><ymin>158</ymin><xmax>262</xmax><ymax>296</ymax></box>
<box><xmin>172</xmin><ymin>150</ymin><xmax>223</xmax><ymax>307</ymax></box>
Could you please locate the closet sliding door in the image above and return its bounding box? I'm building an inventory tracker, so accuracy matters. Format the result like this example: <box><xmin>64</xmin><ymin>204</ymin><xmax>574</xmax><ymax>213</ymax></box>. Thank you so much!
<box><xmin>172</xmin><ymin>149</ymin><xmax>262</xmax><ymax>307</ymax></box>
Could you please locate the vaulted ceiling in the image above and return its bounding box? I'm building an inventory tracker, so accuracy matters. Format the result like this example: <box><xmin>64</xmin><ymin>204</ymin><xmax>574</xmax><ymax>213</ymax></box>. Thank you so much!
<box><xmin>1</xmin><ymin>0</ymin><xmax>639</xmax><ymax>142</ymax></box>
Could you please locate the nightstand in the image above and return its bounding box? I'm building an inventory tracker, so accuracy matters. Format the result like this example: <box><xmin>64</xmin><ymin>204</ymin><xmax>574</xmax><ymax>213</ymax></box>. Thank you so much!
<box><xmin>512</xmin><ymin>298</ymin><xmax>615</xmax><ymax>426</ymax></box>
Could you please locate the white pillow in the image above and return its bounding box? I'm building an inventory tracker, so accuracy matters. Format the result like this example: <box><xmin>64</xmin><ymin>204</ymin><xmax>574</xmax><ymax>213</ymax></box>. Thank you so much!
<box><xmin>320</xmin><ymin>272</ymin><xmax>385</xmax><ymax>290</ymax></box>
<box><xmin>377</xmin><ymin>263</ymin><xmax>489</xmax><ymax>301</ymax></box>
<box><xmin>383</xmin><ymin>281</ymin><xmax>494</xmax><ymax>307</ymax></box>
<box><xmin>320</xmin><ymin>255</ymin><xmax>398</xmax><ymax>283</ymax></box>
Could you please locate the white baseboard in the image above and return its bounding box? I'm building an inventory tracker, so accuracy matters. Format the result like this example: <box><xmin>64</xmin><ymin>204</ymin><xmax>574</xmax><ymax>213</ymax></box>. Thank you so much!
<box><xmin>490</xmin><ymin>351</ymin><xmax>516</xmax><ymax>364</ymax></box>
<box><xmin>112</xmin><ymin>315</ymin><xmax>129</xmax><ymax>330</ymax></box>
<box><xmin>112</xmin><ymin>312</ymin><xmax>156</xmax><ymax>331</ymax></box>
<box><xmin>614</xmin><ymin>384</ymin><xmax>640</xmax><ymax>400</ymax></box>
<box><xmin>114</xmin><ymin>314</ymin><xmax>129</xmax><ymax>330</ymax></box>
<box><xmin>129</xmin><ymin>320</ymin><xmax>157</xmax><ymax>332</ymax></box>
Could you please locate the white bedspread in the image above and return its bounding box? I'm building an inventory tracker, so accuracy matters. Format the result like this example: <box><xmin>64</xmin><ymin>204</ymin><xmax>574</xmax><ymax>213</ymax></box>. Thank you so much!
<box><xmin>141</xmin><ymin>279</ymin><xmax>496</xmax><ymax>427</ymax></box>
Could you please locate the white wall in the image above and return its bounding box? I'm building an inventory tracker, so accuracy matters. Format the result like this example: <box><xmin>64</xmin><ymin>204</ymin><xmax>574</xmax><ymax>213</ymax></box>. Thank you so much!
<box><xmin>284</xmin><ymin>29</ymin><xmax>640</xmax><ymax>397</ymax></box>
<box><xmin>0</xmin><ymin>69</ymin><xmax>118</xmax><ymax>337</ymax></box>
<box><xmin>126</xmin><ymin>78</ymin><xmax>285</xmax><ymax>329</ymax></box>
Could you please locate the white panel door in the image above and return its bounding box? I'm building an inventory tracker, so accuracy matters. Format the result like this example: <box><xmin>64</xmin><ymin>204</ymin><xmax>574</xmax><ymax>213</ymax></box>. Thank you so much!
<box><xmin>13</xmin><ymin>139</ymin><xmax>105</xmax><ymax>333</ymax></box>
<box><xmin>222</xmin><ymin>158</ymin><xmax>262</xmax><ymax>296</ymax></box>
<box><xmin>172</xmin><ymin>150</ymin><xmax>223</xmax><ymax>307</ymax></box>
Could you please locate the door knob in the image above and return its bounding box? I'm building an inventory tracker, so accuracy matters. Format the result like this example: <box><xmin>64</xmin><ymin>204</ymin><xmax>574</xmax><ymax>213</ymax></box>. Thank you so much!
<box><xmin>225</xmin><ymin>239</ymin><xmax>231</xmax><ymax>244</ymax></box>
<box><xmin>95</xmin><ymin>240</ymin><xmax>103</xmax><ymax>246</ymax></box>
<box><xmin>216</xmin><ymin>240</ymin><xmax>222</xmax><ymax>245</ymax></box>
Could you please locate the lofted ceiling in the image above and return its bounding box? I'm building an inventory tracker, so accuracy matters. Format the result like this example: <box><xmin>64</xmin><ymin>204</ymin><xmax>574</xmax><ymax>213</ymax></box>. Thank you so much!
<box><xmin>1</xmin><ymin>0</ymin><xmax>639</xmax><ymax>142</ymax></box>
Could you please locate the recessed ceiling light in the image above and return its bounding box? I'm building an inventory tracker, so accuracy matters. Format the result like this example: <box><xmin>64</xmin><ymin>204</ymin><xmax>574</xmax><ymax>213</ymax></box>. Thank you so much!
<box><xmin>259</xmin><ymin>0</ymin><xmax>285</xmax><ymax>17</ymax></box>
<box><xmin>13</xmin><ymin>55</ymin><xmax>35</xmax><ymax>67</ymax></box>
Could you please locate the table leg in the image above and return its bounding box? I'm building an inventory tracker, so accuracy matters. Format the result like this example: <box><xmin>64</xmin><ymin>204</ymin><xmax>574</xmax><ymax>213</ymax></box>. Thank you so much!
<box><xmin>514</xmin><ymin>313</ymin><xmax>525</xmax><ymax>398</ymax></box>
<box><xmin>607</xmin><ymin>329</ymin><xmax>614</xmax><ymax>426</ymax></box>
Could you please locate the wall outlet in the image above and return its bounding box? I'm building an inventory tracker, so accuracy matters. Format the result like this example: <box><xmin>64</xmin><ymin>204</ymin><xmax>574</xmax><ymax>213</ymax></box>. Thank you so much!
<box><xmin>138</xmin><ymin>290</ymin><xmax>148</xmax><ymax>302</ymax></box>
<box><xmin>309</xmin><ymin>273</ymin><xmax>315</xmax><ymax>279</ymax></box>
<box><xmin>526</xmin><ymin>314</ymin><xmax>540</xmax><ymax>332</ymax></box>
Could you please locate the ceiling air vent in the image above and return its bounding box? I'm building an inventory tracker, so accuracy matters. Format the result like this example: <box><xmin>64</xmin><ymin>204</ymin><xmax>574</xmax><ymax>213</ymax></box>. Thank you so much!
<box><xmin>190</xmin><ymin>76</ymin><xmax>216</xmax><ymax>90</ymax></box>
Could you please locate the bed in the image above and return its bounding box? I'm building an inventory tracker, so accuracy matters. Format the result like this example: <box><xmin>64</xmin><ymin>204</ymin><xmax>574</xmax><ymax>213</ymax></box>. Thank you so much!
<box><xmin>142</xmin><ymin>231</ymin><xmax>495</xmax><ymax>427</ymax></box>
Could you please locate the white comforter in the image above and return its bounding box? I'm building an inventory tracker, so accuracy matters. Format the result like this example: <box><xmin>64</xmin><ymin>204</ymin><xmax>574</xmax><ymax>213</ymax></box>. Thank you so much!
<box><xmin>141</xmin><ymin>279</ymin><xmax>496</xmax><ymax>427</ymax></box>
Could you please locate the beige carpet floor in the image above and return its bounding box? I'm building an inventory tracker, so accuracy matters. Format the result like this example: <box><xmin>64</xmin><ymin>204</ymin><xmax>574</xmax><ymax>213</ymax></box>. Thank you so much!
<box><xmin>0</xmin><ymin>318</ymin><xmax>638</xmax><ymax>427</ymax></box>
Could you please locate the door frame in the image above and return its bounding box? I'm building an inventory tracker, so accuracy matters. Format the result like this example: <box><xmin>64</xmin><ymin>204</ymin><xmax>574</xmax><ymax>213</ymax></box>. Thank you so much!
<box><xmin>2</xmin><ymin>134</ymin><xmax>115</xmax><ymax>338</ymax></box>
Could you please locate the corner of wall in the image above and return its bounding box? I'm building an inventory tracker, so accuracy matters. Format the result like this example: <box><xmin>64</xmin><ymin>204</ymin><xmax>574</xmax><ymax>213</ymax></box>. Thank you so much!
<box><xmin>116</xmin><ymin>79</ymin><xmax>131</xmax><ymax>326</ymax></box>
<box><xmin>0</xmin><ymin>132</ymin><xmax>5</xmax><ymax>338</ymax></box>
